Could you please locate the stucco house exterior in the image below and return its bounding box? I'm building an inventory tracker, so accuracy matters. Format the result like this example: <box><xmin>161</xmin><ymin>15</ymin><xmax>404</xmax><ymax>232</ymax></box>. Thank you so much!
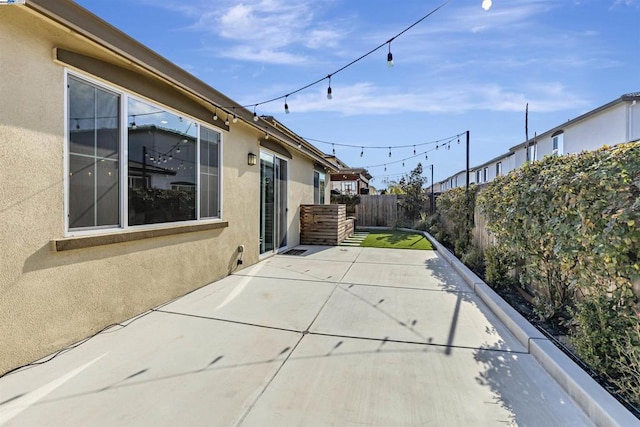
<box><xmin>433</xmin><ymin>92</ymin><xmax>640</xmax><ymax>193</ymax></box>
<box><xmin>0</xmin><ymin>1</ymin><xmax>337</xmax><ymax>374</ymax></box>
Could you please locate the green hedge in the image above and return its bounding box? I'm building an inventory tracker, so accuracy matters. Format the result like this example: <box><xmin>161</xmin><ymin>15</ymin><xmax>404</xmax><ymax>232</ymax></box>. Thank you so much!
<box><xmin>478</xmin><ymin>141</ymin><xmax>640</xmax><ymax>408</ymax></box>
<box><xmin>431</xmin><ymin>186</ymin><xmax>483</xmax><ymax>273</ymax></box>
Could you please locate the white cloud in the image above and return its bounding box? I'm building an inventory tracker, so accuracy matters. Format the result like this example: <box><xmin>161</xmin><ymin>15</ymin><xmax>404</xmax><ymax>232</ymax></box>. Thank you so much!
<box><xmin>217</xmin><ymin>46</ymin><xmax>309</xmax><ymax>65</ymax></box>
<box><xmin>253</xmin><ymin>81</ymin><xmax>590</xmax><ymax>116</ymax></box>
<box><xmin>139</xmin><ymin>0</ymin><xmax>347</xmax><ymax>65</ymax></box>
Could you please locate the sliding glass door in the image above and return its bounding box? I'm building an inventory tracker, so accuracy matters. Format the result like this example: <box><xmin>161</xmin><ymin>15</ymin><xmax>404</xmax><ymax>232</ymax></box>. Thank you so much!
<box><xmin>260</xmin><ymin>151</ymin><xmax>288</xmax><ymax>255</ymax></box>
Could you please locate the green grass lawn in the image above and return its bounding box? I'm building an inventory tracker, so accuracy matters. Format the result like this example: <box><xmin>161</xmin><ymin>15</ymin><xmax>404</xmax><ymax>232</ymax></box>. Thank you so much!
<box><xmin>360</xmin><ymin>230</ymin><xmax>434</xmax><ymax>250</ymax></box>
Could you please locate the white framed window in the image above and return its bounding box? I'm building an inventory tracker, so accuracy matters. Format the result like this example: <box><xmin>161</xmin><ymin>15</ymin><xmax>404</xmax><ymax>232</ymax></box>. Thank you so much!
<box><xmin>527</xmin><ymin>145</ymin><xmax>536</xmax><ymax>162</ymax></box>
<box><xmin>496</xmin><ymin>162</ymin><xmax>502</xmax><ymax>176</ymax></box>
<box><xmin>483</xmin><ymin>167</ymin><xmax>489</xmax><ymax>183</ymax></box>
<box><xmin>475</xmin><ymin>170</ymin><xmax>481</xmax><ymax>184</ymax></box>
<box><xmin>66</xmin><ymin>72</ymin><xmax>222</xmax><ymax>234</ymax></box>
<box><xmin>552</xmin><ymin>132</ymin><xmax>564</xmax><ymax>155</ymax></box>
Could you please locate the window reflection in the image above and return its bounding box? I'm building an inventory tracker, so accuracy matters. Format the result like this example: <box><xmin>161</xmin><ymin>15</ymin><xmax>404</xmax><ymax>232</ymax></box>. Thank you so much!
<box><xmin>127</xmin><ymin>98</ymin><xmax>197</xmax><ymax>225</ymax></box>
<box><xmin>68</xmin><ymin>77</ymin><xmax>120</xmax><ymax>229</ymax></box>
<box><xmin>200</xmin><ymin>127</ymin><xmax>220</xmax><ymax>218</ymax></box>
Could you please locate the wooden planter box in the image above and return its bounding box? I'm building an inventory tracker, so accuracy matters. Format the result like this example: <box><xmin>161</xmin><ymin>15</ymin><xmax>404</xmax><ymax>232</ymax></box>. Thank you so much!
<box><xmin>300</xmin><ymin>204</ymin><xmax>352</xmax><ymax>245</ymax></box>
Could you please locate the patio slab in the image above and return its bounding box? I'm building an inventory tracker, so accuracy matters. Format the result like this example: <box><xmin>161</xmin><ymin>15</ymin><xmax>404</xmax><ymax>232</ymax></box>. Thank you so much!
<box><xmin>310</xmin><ymin>283</ymin><xmax>525</xmax><ymax>352</ymax></box>
<box><xmin>163</xmin><ymin>274</ymin><xmax>337</xmax><ymax>332</ymax></box>
<box><xmin>282</xmin><ymin>245</ymin><xmax>363</xmax><ymax>262</ymax></box>
<box><xmin>341</xmin><ymin>257</ymin><xmax>469</xmax><ymax>291</ymax></box>
<box><xmin>0</xmin><ymin>312</ymin><xmax>299</xmax><ymax>427</ymax></box>
<box><xmin>240</xmin><ymin>334</ymin><xmax>592</xmax><ymax>427</ymax></box>
<box><xmin>0</xmin><ymin>245</ymin><xmax>604</xmax><ymax>426</ymax></box>
<box><xmin>356</xmin><ymin>246</ymin><xmax>439</xmax><ymax>265</ymax></box>
<box><xmin>235</xmin><ymin>256</ymin><xmax>353</xmax><ymax>283</ymax></box>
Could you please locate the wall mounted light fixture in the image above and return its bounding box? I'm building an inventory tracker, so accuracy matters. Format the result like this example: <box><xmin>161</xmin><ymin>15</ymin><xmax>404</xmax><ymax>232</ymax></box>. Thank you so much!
<box><xmin>248</xmin><ymin>153</ymin><xmax>257</xmax><ymax>166</ymax></box>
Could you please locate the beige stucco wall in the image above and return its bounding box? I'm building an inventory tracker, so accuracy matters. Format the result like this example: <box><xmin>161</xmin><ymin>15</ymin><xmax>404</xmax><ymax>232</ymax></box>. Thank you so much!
<box><xmin>0</xmin><ymin>6</ymin><xmax>318</xmax><ymax>375</ymax></box>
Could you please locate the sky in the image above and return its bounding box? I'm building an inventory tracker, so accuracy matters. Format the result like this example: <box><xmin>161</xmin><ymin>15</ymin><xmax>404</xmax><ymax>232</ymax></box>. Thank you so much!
<box><xmin>74</xmin><ymin>0</ymin><xmax>639</xmax><ymax>189</ymax></box>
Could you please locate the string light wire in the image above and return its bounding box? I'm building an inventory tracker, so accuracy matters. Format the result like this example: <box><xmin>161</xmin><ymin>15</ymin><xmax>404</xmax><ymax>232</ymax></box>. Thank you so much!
<box><xmin>216</xmin><ymin>0</ymin><xmax>450</xmax><ymax>112</ymax></box>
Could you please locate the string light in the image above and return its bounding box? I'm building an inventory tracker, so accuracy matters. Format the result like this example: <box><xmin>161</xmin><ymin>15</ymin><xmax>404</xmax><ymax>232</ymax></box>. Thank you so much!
<box><xmin>388</xmin><ymin>147</ymin><xmax>392</xmax><ymax>157</ymax></box>
<box><xmin>303</xmin><ymin>132</ymin><xmax>463</xmax><ymax>150</ymax></box>
<box><xmin>213</xmin><ymin>108</ymin><xmax>218</xmax><ymax>121</ymax></box>
<box><xmin>232</xmin><ymin>108</ymin><xmax>238</xmax><ymax>123</ymax></box>
<box><xmin>213</xmin><ymin>1</ymin><xmax>449</xmax><ymax>113</ymax></box>
<box><xmin>265</xmin><ymin>128</ymin><xmax>270</xmax><ymax>140</ymax></box>
<box><xmin>413</xmin><ymin>145</ymin><xmax>416</xmax><ymax>155</ymax></box>
<box><xmin>253</xmin><ymin>105</ymin><xmax>259</xmax><ymax>122</ymax></box>
<box><xmin>332</xmin><ymin>144</ymin><xmax>335</xmax><ymax>155</ymax></box>
<box><xmin>224</xmin><ymin>114</ymin><xmax>230</xmax><ymax>126</ymax></box>
<box><xmin>360</xmin><ymin>147</ymin><xmax>364</xmax><ymax>157</ymax></box>
<box><xmin>327</xmin><ymin>75</ymin><xmax>333</xmax><ymax>100</ymax></box>
<box><xmin>284</xmin><ymin>96</ymin><xmax>290</xmax><ymax>114</ymax></box>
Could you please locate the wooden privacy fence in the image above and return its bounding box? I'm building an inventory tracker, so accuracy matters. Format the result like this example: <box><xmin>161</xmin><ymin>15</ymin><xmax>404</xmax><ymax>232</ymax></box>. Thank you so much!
<box><xmin>300</xmin><ymin>204</ymin><xmax>354</xmax><ymax>245</ymax></box>
<box><xmin>355</xmin><ymin>195</ymin><xmax>398</xmax><ymax>227</ymax></box>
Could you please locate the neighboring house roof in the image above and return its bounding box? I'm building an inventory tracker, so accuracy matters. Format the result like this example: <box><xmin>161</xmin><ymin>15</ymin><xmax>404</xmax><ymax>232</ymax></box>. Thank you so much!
<box><xmin>331</xmin><ymin>168</ymin><xmax>372</xmax><ymax>183</ymax></box>
<box><xmin>24</xmin><ymin>0</ymin><xmax>337</xmax><ymax>172</ymax></box>
<box><xmin>509</xmin><ymin>92</ymin><xmax>640</xmax><ymax>151</ymax></box>
<box><xmin>435</xmin><ymin>92</ymin><xmax>638</xmax><ymax>190</ymax></box>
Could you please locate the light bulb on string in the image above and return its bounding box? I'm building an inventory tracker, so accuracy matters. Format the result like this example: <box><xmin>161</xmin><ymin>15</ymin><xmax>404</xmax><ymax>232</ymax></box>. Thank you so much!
<box><xmin>327</xmin><ymin>75</ymin><xmax>333</xmax><ymax>100</ymax></box>
<box><xmin>482</xmin><ymin>0</ymin><xmax>492</xmax><ymax>11</ymax></box>
<box><xmin>425</xmin><ymin>154</ymin><xmax>428</xmax><ymax>160</ymax></box>
<box><xmin>447</xmin><ymin>143</ymin><xmax>451</xmax><ymax>150</ymax></box>
<box><xmin>224</xmin><ymin>114</ymin><xmax>230</xmax><ymax>126</ymax></box>
<box><xmin>284</xmin><ymin>95</ymin><xmax>290</xmax><ymax>114</ymax></box>
<box><xmin>402</xmin><ymin>161</ymin><xmax>405</xmax><ymax>167</ymax></box>
<box><xmin>232</xmin><ymin>108</ymin><xmax>238</xmax><ymax>123</ymax></box>
<box><xmin>413</xmin><ymin>145</ymin><xmax>416</xmax><ymax>155</ymax></box>
<box><xmin>360</xmin><ymin>147</ymin><xmax>364</xmax><ymax>157</ymax></box>
<box><xmin>332</xmin><ymin>144</ymin><xmax>335</xmax><ymax>155</ymax></box>
<box><xmin>436</xmin><ymin>144</ymin><xmax>439</xmax><ymax>150</ymax></box>
<box><xmin>253</xmin><ymin>105</ymin><xmax>259</xmax><ymax>122</ymax></box>
<box><xmin>384</xmin><ymin>164</ymin><xmax>387</xmax><ymax>172</ymax></box>
<box><xmin>457</xmin><ymin>136</ymin><xmax>460</xmax><ymax>144</ymax></box>
<box><xmin>213</xmin><ymin>108</ymin><xmax>218</xmax><ymax>121</ymax></box>
<box><xmin>176</xmin><ymin>147</ymin><xmax>181</xmax><ymax>153</ymax></box>
<box><xmin>387</xmin><ymin>42</ymin><xmax>394</xmax><ymax>68</ymax></box>
<box><xmin>388</xmin><ymin>147</ymin><xmax>392</xmax><ymax>157</ymax></box>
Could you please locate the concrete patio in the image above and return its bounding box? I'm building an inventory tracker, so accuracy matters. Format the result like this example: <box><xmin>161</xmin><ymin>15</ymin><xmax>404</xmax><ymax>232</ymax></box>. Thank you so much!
<box><xmin>0</xmin><ymin>245</ymin><xmax>609</xmax><ymax>426</ymax></box>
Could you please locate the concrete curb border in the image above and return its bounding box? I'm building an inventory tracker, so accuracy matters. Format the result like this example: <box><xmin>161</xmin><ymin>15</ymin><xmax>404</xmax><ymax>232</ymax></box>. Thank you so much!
<box><xmin>395</xmin><ymin>228</ymin><xmax>638</xmax><ymax>427</ymax></box>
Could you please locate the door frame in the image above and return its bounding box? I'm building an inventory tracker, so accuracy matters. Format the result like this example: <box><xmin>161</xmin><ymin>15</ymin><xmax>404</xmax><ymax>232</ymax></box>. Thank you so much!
<box><xmin>259</xmin><ymin>149</ymin><xmax>289</xmax><ymax>257</ymax></box>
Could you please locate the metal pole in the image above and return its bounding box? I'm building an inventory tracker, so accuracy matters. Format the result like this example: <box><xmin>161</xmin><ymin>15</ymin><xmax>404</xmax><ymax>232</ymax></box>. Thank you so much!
<box><xmin>466</xmin><ymin>130</ymin><xmax>470</xmax><ymax>189</ymax></box>
<box><xmin>430</xmin><ymin>164</ymin><xmax>434</xmax><ymax>214</ymax></box>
